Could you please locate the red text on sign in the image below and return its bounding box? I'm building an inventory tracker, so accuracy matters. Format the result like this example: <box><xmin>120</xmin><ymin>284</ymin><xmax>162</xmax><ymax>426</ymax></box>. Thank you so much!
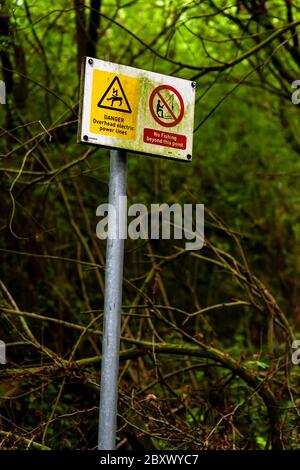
<box><xmin>144</xmin><ymin>128</ymin><xmax>186</xmax><ymax>150</ymax></box>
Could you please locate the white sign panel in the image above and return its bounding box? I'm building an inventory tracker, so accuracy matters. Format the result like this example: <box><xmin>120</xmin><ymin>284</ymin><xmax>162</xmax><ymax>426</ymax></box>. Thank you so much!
<box><xmin>78</xmin><ymin>57</ymin><xmax>195</xmax><ymax>161</ymax></box>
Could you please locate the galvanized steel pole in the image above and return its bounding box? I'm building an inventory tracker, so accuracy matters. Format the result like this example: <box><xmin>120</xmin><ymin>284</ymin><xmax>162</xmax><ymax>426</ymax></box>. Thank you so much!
<box><xmin>98</xmin><ymin>149</ymin><xmax>127</xmax><ymax>450</ymax></box>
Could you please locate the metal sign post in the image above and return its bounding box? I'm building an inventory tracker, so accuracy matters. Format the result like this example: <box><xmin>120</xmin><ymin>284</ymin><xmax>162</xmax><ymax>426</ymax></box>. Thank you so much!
<box><xmin>78</xmin><ymin>56</ymin><xmax>195</xmax><ymax>450</ymax></box>
<box><xmin>98</xmin><ymin>149</ymin><xmax>127</xmax><ymax>450</ymax></box>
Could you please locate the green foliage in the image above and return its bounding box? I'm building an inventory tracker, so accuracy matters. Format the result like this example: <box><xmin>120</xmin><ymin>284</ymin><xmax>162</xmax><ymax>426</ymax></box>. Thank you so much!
<box><xmin>0</xmin><ymin>0</ymin><xmax>299</xmax><ymax>451</ymax></box>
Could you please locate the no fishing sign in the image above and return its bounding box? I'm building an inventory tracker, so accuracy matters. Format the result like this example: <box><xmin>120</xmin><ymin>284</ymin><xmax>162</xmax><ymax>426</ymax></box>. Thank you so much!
<box><xmin>78</xmin><ymin>57</ymin><xmax>195</xmax><ymax>161</ymax></box>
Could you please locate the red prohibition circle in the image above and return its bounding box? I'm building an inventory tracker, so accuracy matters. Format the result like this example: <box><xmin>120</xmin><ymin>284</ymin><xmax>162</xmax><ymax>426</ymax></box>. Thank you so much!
<box><xmin>149</xmin><ymin>85</ymin><xmax>184</xmax><ymax>128</ymax></box>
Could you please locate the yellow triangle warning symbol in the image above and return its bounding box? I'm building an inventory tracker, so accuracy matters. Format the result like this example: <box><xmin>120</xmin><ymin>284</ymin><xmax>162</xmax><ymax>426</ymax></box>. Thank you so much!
<box><xmin>97</xmin><ymin>76</ymin><xmax>132</xmax><ymax>114</ymax></box>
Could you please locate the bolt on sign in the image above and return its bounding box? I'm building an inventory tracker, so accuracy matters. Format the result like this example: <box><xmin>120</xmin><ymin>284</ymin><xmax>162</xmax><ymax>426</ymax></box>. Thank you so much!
<box><xmin>78</xmin><ymin>57</ymin><xmax>196</xmax><ymax>161</ymax></box>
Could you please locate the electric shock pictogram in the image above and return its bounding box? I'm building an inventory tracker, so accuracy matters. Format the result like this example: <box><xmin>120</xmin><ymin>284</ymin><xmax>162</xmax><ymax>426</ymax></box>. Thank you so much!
<box><xmin>97</xmin><ymin>76</ymin><xmax>132</xmax><ymax>113</ymax></box>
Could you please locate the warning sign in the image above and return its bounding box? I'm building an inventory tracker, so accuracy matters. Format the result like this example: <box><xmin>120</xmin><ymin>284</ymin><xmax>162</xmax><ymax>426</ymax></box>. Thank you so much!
<box><xmin>89</xmin><ymin>70</ymin><xmax>139</xmax><ymax>139</ymax></box>
<box><xmin>78</xmin><ymin>57</ymin><xmax>195</xmax><ymax>160</ymax></box>
<box><xmin>149</xmin><ymin>85</ymin><xmax>184</xmax><ymax>128</ymax></box>
<box><xmin>98</xmin><ymin>76</ymin><xmax>132</xmax><ymax>113</ymax></box>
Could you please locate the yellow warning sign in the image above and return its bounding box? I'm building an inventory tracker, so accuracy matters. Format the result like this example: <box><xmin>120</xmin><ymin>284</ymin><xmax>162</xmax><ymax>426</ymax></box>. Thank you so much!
<box><xmin>90</xmin><ymin>70</ymin><xmax>139</xmax><ymax>140</ymax></box>
<box><xmin>98</xmin><ymin>76</ymin><xmax>132</xmax><ymax>113</ymax></box>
